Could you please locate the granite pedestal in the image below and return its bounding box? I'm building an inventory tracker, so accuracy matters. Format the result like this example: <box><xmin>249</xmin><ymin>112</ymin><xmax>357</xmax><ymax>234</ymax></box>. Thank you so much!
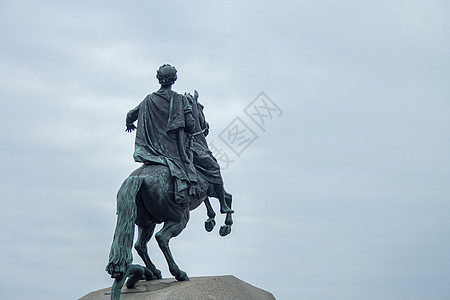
<box><xmin>80</xmin><ymin>275</ymin><xmax>275</xmax><ymax>300</ymax></box>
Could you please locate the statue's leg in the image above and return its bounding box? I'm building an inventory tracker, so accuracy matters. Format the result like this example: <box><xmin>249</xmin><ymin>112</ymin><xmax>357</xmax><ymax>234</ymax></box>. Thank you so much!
<box><xmin>204</xmin><ymin>198</ymin><xmax>216</xmax><ymax>232</ymax></box>
<box><xmin>155</xmin><ymin>220</ymin><xmax>189</xmax><ymax>281</ymax></box>
<box><xmin>134</xmin><ymin>224</ymin><xmax>162</xmax><ymax>279</ymax></box>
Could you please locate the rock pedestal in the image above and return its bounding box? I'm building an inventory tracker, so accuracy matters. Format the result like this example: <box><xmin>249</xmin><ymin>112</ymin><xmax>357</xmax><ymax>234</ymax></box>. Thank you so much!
<box><xmin>80</xmin><ymin>275</ymin><xmax>275</xmax><ymax>300</ymax></box>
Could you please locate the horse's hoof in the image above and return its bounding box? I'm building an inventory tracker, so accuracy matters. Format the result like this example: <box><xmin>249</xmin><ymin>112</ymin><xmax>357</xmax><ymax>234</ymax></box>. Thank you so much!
<box><xmin>205</xmin><ymin>219</ymin><xmax>216</xmax><ymax>232</ymax></box>
<box><xmin>144</xmin><ymin>267</ymin><xmax>161</xmax><ymax>281</ymax></box>
<box><xmin>153</xmin><ymin>269</ymin><xmax>163</xmax><ymax>280</ymax></box>
<box><xmin>176</xmin><ymin>271</ymin><xmax>190</xmax><ymax>282</ymax></box>
<box><xmin>219</xmin><ymin>225</ymin><xmax>231</xmax><ymax>236</ymax></box>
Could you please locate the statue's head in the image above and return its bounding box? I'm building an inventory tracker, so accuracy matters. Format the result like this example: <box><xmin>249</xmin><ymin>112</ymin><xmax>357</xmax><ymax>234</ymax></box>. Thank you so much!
<box><xmin>156</xmin><ymin>64</ymin><xmax>177</xmax><ymax>86</ymax></box>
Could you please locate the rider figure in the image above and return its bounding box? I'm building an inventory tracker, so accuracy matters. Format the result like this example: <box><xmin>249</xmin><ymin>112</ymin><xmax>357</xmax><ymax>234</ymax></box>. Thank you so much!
<box><xmin>125</xmin><ymin>64</ymin><xmax>197</xmax><ymax>204</ymax></box>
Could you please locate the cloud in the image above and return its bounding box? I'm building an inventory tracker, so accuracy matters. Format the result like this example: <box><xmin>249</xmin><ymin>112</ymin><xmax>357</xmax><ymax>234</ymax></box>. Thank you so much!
<box><xmin>1</xmin><ymin>1</ymin><xmax>450</xmax><ymax>300</ymax></box>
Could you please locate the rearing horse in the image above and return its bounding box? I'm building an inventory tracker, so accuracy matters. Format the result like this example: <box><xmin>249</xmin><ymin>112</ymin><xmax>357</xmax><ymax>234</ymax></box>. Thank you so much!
<box><xmin>105</xmin><ymin>163</ymin><xmax>233</xmax><ymax>299</ymax></box>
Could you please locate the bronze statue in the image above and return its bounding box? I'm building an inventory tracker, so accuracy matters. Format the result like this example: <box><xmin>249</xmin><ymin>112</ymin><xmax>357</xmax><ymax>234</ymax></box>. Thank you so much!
<box><xmin>105</xmin><ymin>64</ymin><xmax>234</xmax><ymax>300</ymax></box>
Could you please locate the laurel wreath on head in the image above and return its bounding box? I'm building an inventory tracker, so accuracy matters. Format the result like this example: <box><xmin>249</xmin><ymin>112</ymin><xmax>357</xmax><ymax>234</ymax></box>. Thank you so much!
<box><xmin>156</xmin><ymin>64</ymin><xmax>178</xmax><ymax>85</ymax></box>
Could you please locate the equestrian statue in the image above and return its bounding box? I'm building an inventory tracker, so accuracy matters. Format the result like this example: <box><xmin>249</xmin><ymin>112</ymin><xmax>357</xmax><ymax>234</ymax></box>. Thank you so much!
<box><xmin>105</xmin><ymin>64</ymin><xmax>234</xmax><ymax>299</ymax></box>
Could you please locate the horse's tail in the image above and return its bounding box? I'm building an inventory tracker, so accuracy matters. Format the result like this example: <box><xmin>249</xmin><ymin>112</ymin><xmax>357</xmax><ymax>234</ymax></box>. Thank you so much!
<box><xmin>106</xmin><ymin>175</ymin><xmax>144</xmax><ymax>278</ymax></box>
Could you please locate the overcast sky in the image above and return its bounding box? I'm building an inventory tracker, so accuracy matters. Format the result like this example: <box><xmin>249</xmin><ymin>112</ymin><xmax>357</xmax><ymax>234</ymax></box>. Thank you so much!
<box><xmin>1</xmin><ymin>1</ymin><xmax>449</xmax><ymax>299</ymax></box>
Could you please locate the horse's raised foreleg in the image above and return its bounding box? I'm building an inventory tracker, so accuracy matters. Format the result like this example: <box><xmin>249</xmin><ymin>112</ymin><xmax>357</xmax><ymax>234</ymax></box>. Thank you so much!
<box><xmin>155</xmin><ymin>220</ymin><xmax>189</xmax><ymax>281</ymax></box>
<box><xmin>219</xmin><ymin>192</ymin><xmax>233</xmax><ymax>236</ymax></box>
<box><xmin>214</xmin><ymin>185</ymin><xmax>234</xmax><ymax>214</ymax></box>
<box><xmin>134</xmin><ymin>225</ymin><xmax>162</xmax><ymax>279</ymax></box>
<box><xmin>204</xmin><ymin>198</ymin><xmax>216</xmax><ymax>232</ymax></box>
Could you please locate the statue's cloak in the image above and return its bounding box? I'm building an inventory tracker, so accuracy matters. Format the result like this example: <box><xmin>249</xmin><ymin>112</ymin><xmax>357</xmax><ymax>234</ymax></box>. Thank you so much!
<box><xmin>127</xmin><ymin>90</ymin><xmax>197</xmax><ymax>203</ymax></box>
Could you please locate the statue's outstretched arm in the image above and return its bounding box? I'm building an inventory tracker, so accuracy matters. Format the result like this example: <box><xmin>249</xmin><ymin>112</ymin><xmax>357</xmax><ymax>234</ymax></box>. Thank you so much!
<box><xmin>126</xmin><ymin>104</ymin><xmax>140</xmax><ymax>132</ymax></box>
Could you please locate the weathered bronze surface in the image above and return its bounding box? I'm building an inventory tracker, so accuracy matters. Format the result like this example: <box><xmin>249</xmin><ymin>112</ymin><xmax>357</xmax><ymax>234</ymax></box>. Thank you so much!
<box><xmin>105</xmin><ymin>64</ymin><xmax>234</xmax><ymax>300</ymax></box>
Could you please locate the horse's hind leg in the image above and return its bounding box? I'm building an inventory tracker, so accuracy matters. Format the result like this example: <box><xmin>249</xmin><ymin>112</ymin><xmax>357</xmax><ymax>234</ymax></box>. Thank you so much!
<box><xmin>155</xmin><ymin>220</ymin><xmax>189</xmax><ymax>281</ymax></box>
<box><xmin>134</xmin><ymin>224</ymin><xmax>162</xmax><ymax>279</ymax></box>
